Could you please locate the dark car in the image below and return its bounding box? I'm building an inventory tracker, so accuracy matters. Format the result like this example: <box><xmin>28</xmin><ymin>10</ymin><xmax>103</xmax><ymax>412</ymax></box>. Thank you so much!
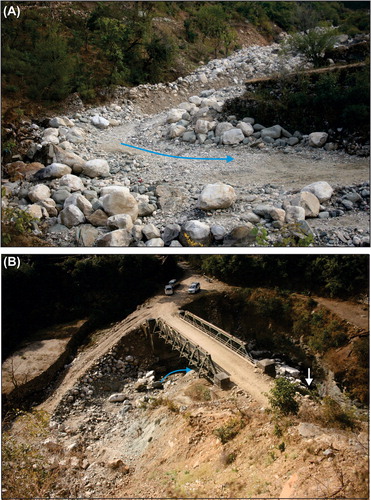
<box><xmin>165</xmin><ymin>279</ymin><xmax>178</xmax><ymax>295</ymax></box>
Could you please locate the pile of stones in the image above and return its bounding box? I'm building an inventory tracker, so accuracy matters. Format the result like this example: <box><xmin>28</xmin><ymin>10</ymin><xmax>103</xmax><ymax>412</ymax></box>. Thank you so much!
<box><xmin>2</xmin><ymin>110</ymin><xmax>369</xmax><ymax>247</ymax></box>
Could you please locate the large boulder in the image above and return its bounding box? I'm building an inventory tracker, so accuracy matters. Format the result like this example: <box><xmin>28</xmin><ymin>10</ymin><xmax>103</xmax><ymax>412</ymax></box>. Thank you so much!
<box><xmin>34</xmin><ymin>163</ymin><xmax>72</xmax><ymax>179</ymax></box>
<box><xmin>222</xmin><ymin>128</ymin><xmax>244</xmax><ymax>145</ymax></box>
<box><xmin>145</xmin><ymin>238</ymin><xmax>164</xmax><ymax>247</ymax></box>
<box><xmin>60</xmin><ymin>174</ymin><xmax>85</xmax><ymax>192</ymax></box>
<box><xmin>82</xmin><ymin>159</ymin><xmax>110</xmax><ymax>178</ymax></box>
<box><xmin>59</xmin><ymin>205</ymin><xmax>85</xmax><ymax>227</ymax></box>
<box><xmin>49</xmin><ymin>117</ymin><xmax>67</xmax><ymax>128</ymax></box>
<box><xmin>100</xmin><ymin>191</ymin><xmax>138</xmax><ymax>221</ymax></box>
<box><xmin>194</xmin><ymin>119</ymin><xmax>211</xmax><ymax>135</ymax></box>
<box><xmin>180</xmin><ymin>220</ymin><xmax>211</xmax><ymax>246</ymax></box>
<box><xmin>107</xmin><ymin>214</ymin><xmax>133</xmax><ymax>230</ymax></box>
<box><xmin>167</xmin><ymin>124</ymin><xmax>186</xmax><ymax>139</ymax></box>
<box><xmin>91</xmin><ymin>115</ymin><xmax>110</xmax><ymax>129</ymax></box>
<box><xmin>182</xmin><ymin>131</ymin><xmax>197</xmax><ymax>143</ymax></box>
<box><xmin>291</xmin><ymin>192</ymin><xmax>320</xmax><ymax>218</ymax></box>
<box><xmin>223</xmin><ymin>224</ymin><xmax>255</xmax><ymax>246</ymax></box>
<box><xmin>215</xmin><ymin>122</ymin><xmax>233</xmax><ymax>137</ymax></box>
<box><xmin>28</xmin><ymin>184</ymin><xmax>51</xmax><ymax>203</ymax></box>
<box><xmin>308</xmin><ymin>132</ymin><xmax>328</xmax><ymax>148</ymax></box>
<box><xmin>155</xmin><ymin>185</ymin><xmax>188</xmax><ymax>213</ymax></box>
<box><xmin>95</xmin><ymin>229</ymin><xmax>133</xmax><ymax>247</ymax></box>
<box><xmin>301</xmin><ymin>181</ymin><xmax>333</xmax><ymax>202</ymax></box>
<box><xmin>166</xmin><ymin>108</ymin><xmax>184</xmax><ymax>123</ymax></box>
<box><xmin>76</xmin><ymin>224</ymin><xmax>100</xmax><ymax>246</ymax></box>
<box><xmin>198</xmin><ymin>183</ymin><xmax>236</xmax><ymax>210</ymax></box>
<box><xmin>162</xmin><ymin>223</ymin><xmax>181</xmax><ymax>245</ymax></box>
<box><xmin>285</xmin><ymin>205</ymin><xmax>306</xmax><ymax>223</ymax></box>
<box><xmin>237</xmin><ymin>122</ymin><xmax>254</xmax><ymax>137</ymax></box>
<box><xmin>65</xmin><ymin>127</ymin><xmax>85</xmax><ymax>144</ymax></box>
<box><xmin>52</xmin><ymin>145</ymin><xmax>86</xmax><ymax>174</ymax></box>
<box><xmin>142</xmin><ymin>223</ymin><xmax>161</xmax><ymax>240</ymax></box>
<box><xmin>64</xmin><ymin>193</ymin><xmax>93</xmax><ymax>216</ymax></box>
<box><xmin>87</xmin><ymin>209</ymin><xmax>108</xmax><ymax>227</ymax></box>
<box><xmin>261</xmin><ymin>125</ymin><xmax>282</xmax><ymax>139</ymax></box>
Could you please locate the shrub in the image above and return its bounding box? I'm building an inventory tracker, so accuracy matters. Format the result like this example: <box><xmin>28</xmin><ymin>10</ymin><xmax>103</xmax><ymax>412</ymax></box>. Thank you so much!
<box><xmin>268</xmin><ymin>378</ymin><xmax>299</xmax><ymax>416</ymax></box>
<box><xmin>322</xmin><ymin>396</ymin><xmax>357</xmax><ymax>429</ymax></box>
<box><xmin>282</xmin><ymin>27</ymin><xmax>338</xmax><ymax>67</ymax></box>
<box><xmin>185</xmin><ymin>382</ymin><xmax>212</xmax><ymax>401</ymax></box>
<box><xmin>2</xmin><ymin>204</ymin><xmax>36</xmax><ymax>246</ymax></box>
<box><xmin>214</xmin><ymin>416</ymin><xmax>246</xmax><ymax>444</ymax></box>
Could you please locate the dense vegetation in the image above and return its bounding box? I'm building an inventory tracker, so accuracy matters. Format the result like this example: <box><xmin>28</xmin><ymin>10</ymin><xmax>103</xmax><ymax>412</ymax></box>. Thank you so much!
<box><xmin>2</xmin><ymin>255</ymin><xmax>178</xmax><ymax>359</ymax></box>
<box><xmin>185</xmin><ymin>255</ymin><xmax>368</xmax><ymax>299</ymax></box>
<box><xmin>2</xmin><ymin>1</ymin><xmax>369</xmax><ymax>105</ymax></box>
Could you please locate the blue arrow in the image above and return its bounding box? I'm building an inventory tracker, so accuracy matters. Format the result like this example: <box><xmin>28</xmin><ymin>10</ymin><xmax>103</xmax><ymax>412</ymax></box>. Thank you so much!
<box><xmin>120</xmin><ymin>142</ymin><xmax>234</xmax><ymax>163</ymax></box>
<box><xmin>160</xmin><ymin>367</ymin><xmax>192</xmax><ymax>383</ymax></box>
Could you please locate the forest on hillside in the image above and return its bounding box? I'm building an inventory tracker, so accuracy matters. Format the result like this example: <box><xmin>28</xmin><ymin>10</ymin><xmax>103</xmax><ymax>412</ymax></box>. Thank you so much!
<box><xmin>2</xmin><ymin>1</ymin><xmax>369</xmax><ymax>104</ymax></box>
<box><xmin>2</xmin><ymin>254</ymin><xmax>368</xmax><ymax>359</ymax></box>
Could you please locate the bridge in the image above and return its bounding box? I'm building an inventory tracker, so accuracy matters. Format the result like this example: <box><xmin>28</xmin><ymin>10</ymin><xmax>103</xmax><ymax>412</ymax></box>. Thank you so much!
<box><xmin>142</xmin><ymin>311</ymin><xmax>271</xmax><ymax>403</ymax></box>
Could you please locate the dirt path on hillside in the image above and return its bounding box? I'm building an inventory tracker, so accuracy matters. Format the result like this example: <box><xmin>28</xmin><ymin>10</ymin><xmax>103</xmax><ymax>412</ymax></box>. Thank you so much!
<box><xmin>314</xmin><ymin>296</ymin><xmax>369</xmax><ymax>331</ymax></box>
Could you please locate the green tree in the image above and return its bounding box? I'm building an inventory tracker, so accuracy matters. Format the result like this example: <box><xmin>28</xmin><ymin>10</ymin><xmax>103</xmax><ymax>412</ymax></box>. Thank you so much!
<box><xmin>195</xmin><ymin>4</ymin><xmax>232</xmax><ymax>58</ymax></box>
<box><xmin>26</xmin><ymin>30</ymin><xmax>75</xmax><ymax>100</ymax></box>
<box><xmin>268</xmin><ymin>378</ymin><xmax>299</xmax><ymax>415</ymax></box>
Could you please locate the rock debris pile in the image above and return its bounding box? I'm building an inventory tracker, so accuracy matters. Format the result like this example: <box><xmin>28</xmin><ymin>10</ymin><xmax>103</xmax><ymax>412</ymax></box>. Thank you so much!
<box><xmin>2</xmin><ymin>42</ymin><xmax>369</xmax><ymax>247</ymax></box>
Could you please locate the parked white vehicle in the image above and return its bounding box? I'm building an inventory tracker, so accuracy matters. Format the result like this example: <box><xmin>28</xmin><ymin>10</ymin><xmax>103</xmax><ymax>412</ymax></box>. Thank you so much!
<box><xmin>188</xmin><ymin>282</ymin><xmax>201</xmax><ymax>294</ymax></box>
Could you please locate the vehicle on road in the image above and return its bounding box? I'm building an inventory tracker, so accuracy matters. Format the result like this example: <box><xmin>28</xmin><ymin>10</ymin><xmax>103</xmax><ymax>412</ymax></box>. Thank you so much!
<box><xmin>188</xmin><ymin>282</ymin><xmax>201</xmax><ymax>294</ymax></box>
<box><xmin>165</xmin><ymin>279</ymin><xmax>179</xmax><ymax>295</ymax></box>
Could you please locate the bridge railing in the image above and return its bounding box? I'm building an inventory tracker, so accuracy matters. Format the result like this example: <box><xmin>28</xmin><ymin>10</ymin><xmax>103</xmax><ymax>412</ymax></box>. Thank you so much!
<box><xmin>179</xmin><ymin>310</ymin><xmax>254</xmax><ymax>364</ymax></box>
<box><xmin>151</xmin><ymin>318</ymin><xmax>227</xmax><ymax>382</ymax></box>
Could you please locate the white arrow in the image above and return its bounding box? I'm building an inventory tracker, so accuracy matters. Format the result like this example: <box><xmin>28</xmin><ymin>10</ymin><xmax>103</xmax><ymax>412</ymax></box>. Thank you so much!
<box><xmin>305</xmin><ymin>368</ymin><xmax>313</xmax><ymax>386</ymax></box>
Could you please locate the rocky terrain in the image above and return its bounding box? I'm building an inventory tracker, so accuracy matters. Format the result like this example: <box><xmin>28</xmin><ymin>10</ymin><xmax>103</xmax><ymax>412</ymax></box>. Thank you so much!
<box><xmin>2</xmin><ymin>41</ymin><xmax>369</xmax><ymax>247</ymax></box>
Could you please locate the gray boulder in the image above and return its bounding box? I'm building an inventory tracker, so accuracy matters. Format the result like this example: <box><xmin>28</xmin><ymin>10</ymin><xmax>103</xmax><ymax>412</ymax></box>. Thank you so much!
<box><xmin>100</xmin><ymin>191</ymin><xmax>138</xmax><ymax>221</ymax></box>
<box><xmin>34</xmin><ymin>162</ymin><xmax>72</xmax><ymax>179</ymax></box>
<box><xmin>145</xmin><ymin>238</ymin><xmax>164</xmax><ymax>247</ymax></box>
<box><xmin>76</xmin><ymin>224</ymin><xmax>99</xmax><ymax>246</ymax></box>
<box><xmin>285</xmin><ymin>205</ymin><xmax>306</xmax><ymax>223</ymax></box>
<box><xmin>291</xmin><ymin>192</ymin><xmax>320</xmax><ymax>218</ymax></box>
<box><xmin>224</xmin><ymin>224</ymin><xmax>255</xmax><ymax>246</ymax></box>
<box><xmin>261</xmin><ymin>125</ymin><xmax>282</xmax><ymax>139</ymax></box>
<box><xmin>167</xmin><ymin>124</ymin><xmax>186</xmax><ymax>139</ymax></box>
<box><xmin>222</xmin><ymin>128</ymin><xmax>244</xmax><ymax>145</ymax></box>
<box><xmin>198</xmin><ymin>183</ymin><xmax>236</xmax><ymax>210</ymax></box>
<box><xmin>91</xmin><ymin>115</ymin><xmax>110</xmax><ymax>129</ymax></box>
<box><xmin>60</xmin><ymin>174</ymin><xmax>85</xmax><ymax>192</ymax></box>
<box><xmin>59</xmin><ymin>205</ymin><xmax>85</xmax><ymax>227</ymax></box>
<box><xmin>64</xmin><ymin>193</ymin><xmax>93</xmax><ymax>216</ymax></box>
<box><xmin>215</xmin><ymin>122</ymin><xmax>233</xmax><ymax>137</ymax></box>
<box><xmin>301</xmin><ymin>181</ymin><xmax>333</xmax><ymax>202</ymax></box>
<box><xmin>162</xmin><ymin>223</ymin><xmax>181</xmax><ymax>245</ymax></box>
<box><xmin>180</xmin><ymin>220</ymin><xmax>211</xmax><ymax>246</ymax></box>
<box><xmin>82</xmin><ymin>159</ymin><xmax>110</xmax><ymax>178</ymax></box>
<box><xmin>28</xmin><ymin>184</ymin><xmax>51</xmax><ymax>203</ymax></box>
<box><xmin>237</xmin><ymin>122</ymin><xmax>254</xmax><ymax>137</ymax></box>
<box><xmin>182</xmin><ymin>131</ymin><xmax>197</xmax><ymax>143</ymax></box>
<box><xmin>96</xmin><ymin>229</ymin><xmax>133</xmax><ymax>247</ymax></box>
<box><xmin>52</xmin><ymin>145</ymin><xmax>86</xmax><ymax>174</ymax></box>
<box><xmin>166</xmin><ymin>108</ymin><xmax>184</xmax><ymax>123</ymax></box>
<box><xmin>107</xmin><ymin>214</ymin><xmax>134</xmax><ymax>230</ymax></box>
<box><xmin>308</xmin><ymin>132</ymin><xmax>328</xmax><ymax>147</ymax></box>
<box><xmin>49</xmin><ymin>117</ymin><xmax>66</xmax><ymax>128</ymax></box>
<box><xmin>142</xmin><ymin>223</ymin><xmax>161</xmax><ymax>240</ymax></box>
